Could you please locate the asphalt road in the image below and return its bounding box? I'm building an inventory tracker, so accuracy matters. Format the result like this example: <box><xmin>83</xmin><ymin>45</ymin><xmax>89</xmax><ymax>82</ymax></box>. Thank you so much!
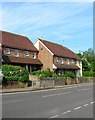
<box><xmin>2</xmin><ymin>83</ymin><xmax>95</xmax><ymax>118</ymax></box>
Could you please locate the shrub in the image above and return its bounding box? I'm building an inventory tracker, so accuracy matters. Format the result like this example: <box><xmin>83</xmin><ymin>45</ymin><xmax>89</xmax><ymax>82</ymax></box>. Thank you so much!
<box><xmin>32</xmin><ymin>69</ymin><xmax>58</xmax><ymax>78</ymax></box>
<box><xmin>83</xmin><ymin>71</ymin><xmax>93</xmax><ymax>77</ymax></box>
<box><xmin>64</xmin><ymin>72</ymin><xmax>75</xmax><ymax>78</ymax></box>
<box><xmin>2</xmin><ymin>64</ymin><xmax>29</xmax><ymax>82</ymax></box>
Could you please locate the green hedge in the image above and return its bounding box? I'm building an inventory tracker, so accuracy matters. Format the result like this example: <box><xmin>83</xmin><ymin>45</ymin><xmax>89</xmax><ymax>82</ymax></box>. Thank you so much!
<box><xmin>64</xmin><ymin>72</ymin><xmax>75</xmax><ymax>78</ymax></box>
<box><xmin>2</xmin><ymin>64</ymin><xmax>29</xmax><ymax>82</ymax></box>
<box><xmin>32</xmin><ymin>69</ymin><xmax>58</xmax><ymax>78</ymax></box>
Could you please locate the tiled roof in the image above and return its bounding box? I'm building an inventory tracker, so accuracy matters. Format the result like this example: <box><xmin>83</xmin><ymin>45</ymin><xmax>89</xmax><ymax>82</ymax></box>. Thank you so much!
<box><xmin>54</xmin><ymin>64</ymin><xmax>80</xmax><ymax>70</ymax></box>
<box><xmin>2</xmin><ymin>55</ymin><xmax>43</xmax><ymax>65</ymax></box>
<box><xmin>38</xmin><ymin>38</ymin><xmax>81</xmax><ymax>60</ymax></box>
<box><xmin>0</xmin><ymin>30</ymin><xmax>38</xmax><ymax>52</ymax></box>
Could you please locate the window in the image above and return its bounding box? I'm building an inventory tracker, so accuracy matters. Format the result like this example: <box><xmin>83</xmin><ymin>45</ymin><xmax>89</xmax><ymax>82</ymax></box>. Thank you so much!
<box><xmin>67</xmin><ymin>59</ymin><xmax>69</xmax><ymax>64</ymax></box>
<box><xmin>32</xmin><ymin>53</ymin><xmax>36</xmax><ymax>59</ymax></box>
<box><xmin>5</xmin><ymin>48</ymin><xmax>10</xmax><ymax>55</ymax></box>
<box><xmin>61</xmin><ymin>58</ymin><xmax>64</xmax><ymax>64</ymax></box>
<box><xmin>14</xmin><ymin>49</ymin><xmax>19</xmax><ymax>57</ymax></box>
<box><xmin>56</xmin><ymin>57</ymin><xmax>58</xmax><ymax>63</ymax></box>
<box><xmin>25</xmin><ymin>51</ymin><xmax>29</xmax><ymax>57</ymax></box>
<box><xmin>72</xmin><ymin>59</ymin><xmax>75</xmax><ymax>64</ymax></box>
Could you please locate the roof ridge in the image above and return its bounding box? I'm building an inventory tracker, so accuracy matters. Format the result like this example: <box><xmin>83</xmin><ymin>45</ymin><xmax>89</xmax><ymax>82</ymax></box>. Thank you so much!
<box><xmin>0</xmin><ymin>30</ymin><xmax>27</xmax><ymax>38</ymax></box>
<box><xmin>38</xmin><ymin>38</ymin><xmax>65</xmax><ymax>48</ymax></box>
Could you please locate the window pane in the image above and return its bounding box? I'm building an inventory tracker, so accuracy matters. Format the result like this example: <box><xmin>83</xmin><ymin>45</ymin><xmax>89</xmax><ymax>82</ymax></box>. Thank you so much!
<box><xmin>32</xmin><ymin>53</ymin><xmax>36</xmax><ymax>59</ymax></box>
<box><xmin>5</xmin><ymin>48</ymin><xmax>10</xmax><ymax>55</ymax></box>
<box><xmin>14</xmin><ymin>49</ymin><xmax>19</xmax><ymax>57</ymax></box>
<box><xmin>25</xmin><ymin>51</ymin><xmax>29</xmax><ymax>56</ymax></box>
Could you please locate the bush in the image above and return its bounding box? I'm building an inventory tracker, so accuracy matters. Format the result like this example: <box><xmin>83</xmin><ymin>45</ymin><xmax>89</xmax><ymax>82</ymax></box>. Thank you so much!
<box><xmin>83</xmin><ymin>71</ymin><xmax>93</xmax><ymax>77</ymax></box>
<box><xmin>32</xmin><ymin>69</ymin><xmax>58</xmax><ymax>78</ymax></box>
<box><xmin>64</xmin><ymin>72</ymin><xmax>75</xmax><ymax>78</ymax></box>
<box><xmin>2</xmin><ymin>64</ymin><xmax>29</xmax><ymax>82</ymax></box>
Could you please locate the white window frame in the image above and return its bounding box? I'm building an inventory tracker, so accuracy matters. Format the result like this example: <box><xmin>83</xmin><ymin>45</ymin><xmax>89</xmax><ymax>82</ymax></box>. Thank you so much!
<box><xmin>67</xmin><ymin>59</ymin><xmax>69</xmax><ymax>64</ymax></box>
<box><xmin>61</xmin><ymin>58</ymin><xmax>64</xmax><ymax>64</ymax></box>
<box><xmin>14</xmin><ymin>49</ymin><xmax>19</xmax><ymax>57</ymax></box>
<box><xmin>56</xmin><ymin>57</ymin><xmax>58</xmax><ymax>63</ymax></box>
<box><xmin>32</xmin><ymin>53</ymin><xmax>36</xmax><ymax>59</ymax></box>
<box><xmin>5</xmin><ymin>48</ymin><xmax>10</xmax><ymax>55</ymax></box>
<box><xmin>72</xmin><ymin>59</ymin><xmax>75</xmax><ymax>64</ymax></box>
<box><xmin>25</xmin><ymin>51</ymin><xmax>29</xmax><ymax>57</ymax></box>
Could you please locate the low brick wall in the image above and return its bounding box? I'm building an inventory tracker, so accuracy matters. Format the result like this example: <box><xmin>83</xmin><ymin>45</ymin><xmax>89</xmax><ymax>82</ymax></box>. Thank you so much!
<box><xmin>80</xmin><ymin>77</ymin><xmax>94</xmax><ymax>83</ymax></box>
<box><xmin>2</xmin><ymin>76</ymin><xmax>95</xmax><ymax>89</ymax></box>
<box><xmin>2</xmin><ymin>80</ymin><xmax>28</xmax><ymax>89</ymax></box>
<box><xmin>31</xmin><ymin>77</ymin><xmax>95</xmax><ymax>89</ymax></box>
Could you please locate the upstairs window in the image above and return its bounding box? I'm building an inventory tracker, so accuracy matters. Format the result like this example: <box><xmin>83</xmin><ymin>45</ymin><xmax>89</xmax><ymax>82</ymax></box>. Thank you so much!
<box><xmin>56</xmin><ymin>57</ymin><xmax>58</xmax><ymax>63</ymax></box>
<box><xmin>5</xmin><ymin>48</ymin><xmax>10</xmax><ymax>55</ymax></box>
<box><xmin>72</xmin><ymin>59</ymin><xmax>75</xmax><ymax>64</ymax></box>
<box><xmin>61</xmin><ymin>58</ymin><xmax>64</xmax><ymax>64</ymax></box>
<box><xmin>67</xmin><ymin>59</ymin><xmax>69</xmax><ymax>64</ymax></box>
<box><xmin>14</xmin><ymin>49</ymin><xmax>19</xmax><ymax>57</ymax></box>
<box><xmin>25</xmin><ymin>51</ymin><xmax>29</xmax><ymax>57</ymax></box>
<box><xmin>32</xmin><ymin>53</ymin><xmax>36</xmax><ymax>59</ymax></box>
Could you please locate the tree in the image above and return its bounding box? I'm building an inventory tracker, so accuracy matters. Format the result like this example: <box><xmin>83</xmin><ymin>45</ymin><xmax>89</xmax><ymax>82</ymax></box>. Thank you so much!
<box><xmin>77</xmin><ymin>48</ymin><xmax>95</xmax><ymax>76</ymax></box>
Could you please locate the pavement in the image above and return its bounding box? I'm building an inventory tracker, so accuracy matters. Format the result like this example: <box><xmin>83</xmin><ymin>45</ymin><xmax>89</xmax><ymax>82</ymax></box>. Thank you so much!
<box><xmin>1</xmin><ymin>82</ymin><xmax>95</xmax><ymax>118</ymax></box>
<box><xmin>0</xmin><ymin>82</ymin><xmax>93</xmax><ymax>93</ymax></box>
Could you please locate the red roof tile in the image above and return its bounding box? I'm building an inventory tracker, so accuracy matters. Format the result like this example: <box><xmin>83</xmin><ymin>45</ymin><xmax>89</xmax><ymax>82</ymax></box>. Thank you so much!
<box><xmin>2</xmin><ymin>55</ymin><xmax>43</xmax><ymax>65</ymax></box>
<box><xmin>0</xmin><ymin>30</ymin><xmax>38</xmax><ymax>52</ymax></box>
<box><xmin>38</xmin><ymin>38</ymin><xmax>81</xmax><ymax>60</ymax></box>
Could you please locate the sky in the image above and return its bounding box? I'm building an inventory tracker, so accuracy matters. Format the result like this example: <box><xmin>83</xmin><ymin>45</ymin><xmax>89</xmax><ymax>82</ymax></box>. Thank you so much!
<box><xmin>0</xmin><ymin>2</ymin><xmax>93</xmax><ymax>53</ymax></box>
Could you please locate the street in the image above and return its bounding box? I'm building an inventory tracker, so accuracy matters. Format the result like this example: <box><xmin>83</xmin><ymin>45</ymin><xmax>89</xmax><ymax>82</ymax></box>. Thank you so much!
<box><xmin>2</xmin><ymin>83</ymin><xmax>94</xmax><ymax>118</ymax></box>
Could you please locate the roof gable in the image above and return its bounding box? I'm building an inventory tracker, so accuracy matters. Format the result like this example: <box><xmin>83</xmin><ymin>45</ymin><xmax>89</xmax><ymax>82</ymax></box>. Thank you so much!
<box><xmin>0</xmin><ymin>30</ymin><xmax>38</xmax><ymax>52</ymax></box>
<box><xmin>38</xmin><ymin>38</ymin><xmax>81</xmax><ymax>60</ymax></box>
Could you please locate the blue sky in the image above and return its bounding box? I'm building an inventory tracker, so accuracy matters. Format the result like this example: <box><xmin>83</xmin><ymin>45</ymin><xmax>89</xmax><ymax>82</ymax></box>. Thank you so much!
<box><xmin>1</xmin><ymin>2</ymin><xmax>93</xmax><ymax>53</ymax></box>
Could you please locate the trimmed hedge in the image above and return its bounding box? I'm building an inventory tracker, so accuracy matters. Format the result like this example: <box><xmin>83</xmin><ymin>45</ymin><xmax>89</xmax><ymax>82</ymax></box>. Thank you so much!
<box><xmin>2</xmin><ymin>64</ymin><xmax>29</xmax><ymax>82</ymax></box>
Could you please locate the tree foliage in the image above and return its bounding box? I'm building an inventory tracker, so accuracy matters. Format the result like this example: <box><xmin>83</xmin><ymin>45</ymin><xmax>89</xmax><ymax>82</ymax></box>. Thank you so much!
<box><xmin>77</xmin><ymin>48</ymin><xmax>95</xmax><ymax>77</ymax></box>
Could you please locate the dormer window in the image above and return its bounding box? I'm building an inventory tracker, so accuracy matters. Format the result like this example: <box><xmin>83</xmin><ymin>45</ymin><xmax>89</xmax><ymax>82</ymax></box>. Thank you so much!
<box><xmin>14</xmin><ymin>49</ymin><xmax>19</xmax><ymax>57</ymax></box>
<box><xmin>5</xmin><ymin>48</ymin><xmax>10</xmax><ymax>55</ymax></box>
<box><xmin>32</xmin><ymin>53</ymin><xmax>36</xmax><ymax>59</ymax></box>
<box><xmin>25</xmin><ymin>51</ymin><xmax>29</xmax><ymax>57</ymax></box>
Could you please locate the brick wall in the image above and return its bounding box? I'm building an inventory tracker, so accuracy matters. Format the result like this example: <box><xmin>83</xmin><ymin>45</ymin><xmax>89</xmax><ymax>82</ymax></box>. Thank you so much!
<box><xmin>2</xmin><ymin>47</ymin><xmax>38</xmax><ymax>59</ymax></box>
<box><xmin>38</xmin><ymin>42</ymin><xmax>53</xmax><ymax>70</ymax></box>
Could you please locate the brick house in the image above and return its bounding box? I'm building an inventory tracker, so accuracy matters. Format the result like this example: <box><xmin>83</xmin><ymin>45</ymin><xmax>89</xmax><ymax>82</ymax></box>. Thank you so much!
<box><xmin>0</xmin><ymin>30</ymin><xmax>43</xmax><ymax>72</ymax></box>
<box><xmin>34</xmin><ymin>38</ymin><xmax>82</xmax><ymax>77</ymax></box>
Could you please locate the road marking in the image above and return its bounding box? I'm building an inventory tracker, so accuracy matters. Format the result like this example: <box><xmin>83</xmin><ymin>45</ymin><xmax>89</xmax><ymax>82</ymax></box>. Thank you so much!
<box><xmin>50</xmin><ymin>115</ymin><xmax>58</xmax><ymax>118</ymax></box>
<box><xmin>2</xmin><ymin>100</ymin><xmax>23</xmax><ymax>104</ymax></box>
<box><xmin>77</xmin><ymin>88</ymin><xmax>92</xmax><ymax>92</ymax></box>
<box><xmin>74</xmin><ymin>106</ymin><xmax>82</xmax><ymax>110</ymax></box>
<box><xmin>43</xmin><ymin>94</ymin><xmax>57</xmax><ymax>97</ymax></box>
<box><xmin>83</xmin><ymin>104</ymin><xmax>89</xmax><ymax>107</ymax></box>
<box><xmin>62</xmin><ymin>110</ymin><xmax>71</xmax><ymax>115</ymax></box>
<box><xmin>43</xmin><ymin>92</ymin><xmax>71</xmax><ymax>98</ymax></box>
<box><xmin>90</xmin><ymin>101</ymin><xmax>95</xmax><ymax>104</ymax></box>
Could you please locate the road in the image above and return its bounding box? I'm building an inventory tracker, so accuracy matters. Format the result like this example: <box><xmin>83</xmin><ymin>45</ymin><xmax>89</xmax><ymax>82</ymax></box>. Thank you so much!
<box><xmin>2</xmin><ymin>83</ymin><xmax>95</xmax><ymax>119</ymax></box>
